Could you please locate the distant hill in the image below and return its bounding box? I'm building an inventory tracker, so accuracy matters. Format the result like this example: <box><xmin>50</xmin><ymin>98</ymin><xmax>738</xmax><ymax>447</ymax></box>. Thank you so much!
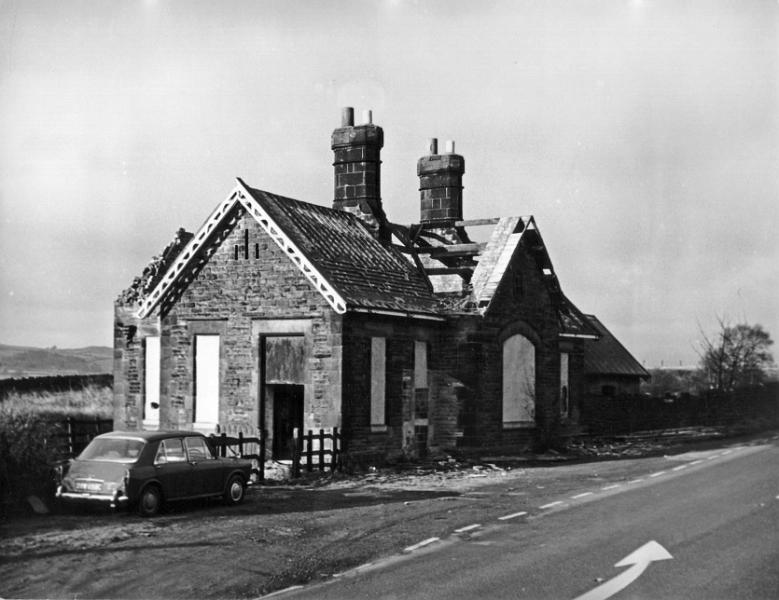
<box><xmin>0</xmin><ymin>343</ymin><xmax>112</xmax><ymax>379</ymax></box>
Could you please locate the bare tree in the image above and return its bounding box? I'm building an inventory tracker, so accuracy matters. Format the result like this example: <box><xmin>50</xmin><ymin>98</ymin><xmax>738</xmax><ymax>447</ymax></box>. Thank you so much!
<box><xmin>697</xmin><ymin>318</ymin><xmax>775</xmax><ymax>391</ymax></box>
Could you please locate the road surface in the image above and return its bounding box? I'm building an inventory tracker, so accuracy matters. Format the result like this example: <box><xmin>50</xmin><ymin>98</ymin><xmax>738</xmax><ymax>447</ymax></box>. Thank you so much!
<box><xmin>277</xmin><ymin>440</ymin><xmax>779</xmax><ymax>599</ymax></box>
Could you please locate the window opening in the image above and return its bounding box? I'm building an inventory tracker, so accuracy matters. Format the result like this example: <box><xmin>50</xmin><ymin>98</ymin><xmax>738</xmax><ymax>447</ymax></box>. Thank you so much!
<box><xmin>502</xmin><ymin>334</ymin><xmax>536</xmax><ymax>425</ymax></box>
<box><xmin>371</xmin><ymin>337</ymin><xmax>386</xmax><ymax>429</ymax></box>
<box><xmin>194</xmin><ymin>335</ymin><xmax>220</xmax><ymax>430</ymax></box>
<box><xmin>143</xmin><ymin>336</ymin><xmax>160</xmax><ymax>428</ymax></box>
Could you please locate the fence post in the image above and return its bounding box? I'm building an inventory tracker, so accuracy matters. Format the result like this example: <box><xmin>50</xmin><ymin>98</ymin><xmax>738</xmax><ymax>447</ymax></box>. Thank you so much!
<box><xmin>258</xmin><ymin>429</ymin><xmax>266</xmax><ymax>482</ymax></box>
<box><xmin>318</xmin><ymin>429</ymin><xmax>325</xmax><ymax>472</ymax></box>
<box><xmin>66</xmin><ymin>416</ymin><xmax>74</xmax><ymax>457</ymax></box>
<box><xmin>332</xmin><ymin>427</ymin><xmax>339</xmax><ymax>472</ymax></box>
<box><xmin>292</xmin><ymin>427</ymin><xmax>301</xmax><ymax>478</ymax></box>
<box><xmin>304</xmin><ymin>430</ymin><xmax>312</xmax><ymax>472</ymax></box>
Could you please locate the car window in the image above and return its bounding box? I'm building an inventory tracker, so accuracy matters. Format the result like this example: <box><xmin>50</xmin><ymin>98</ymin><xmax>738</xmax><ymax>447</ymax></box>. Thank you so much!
<box><xmin>78</xmin><ymin>438</ymin><xmax>145</xmax><ymax>463</ymax></box>
<box><xmin>185</xmin><ymin>436</ymin><xmax>214</xmax><ymax>461</ymax></box>
<box><xmin>154</xmin><ymin>438</ymin><xmax>186</xmax><ymax>464</ymax></box>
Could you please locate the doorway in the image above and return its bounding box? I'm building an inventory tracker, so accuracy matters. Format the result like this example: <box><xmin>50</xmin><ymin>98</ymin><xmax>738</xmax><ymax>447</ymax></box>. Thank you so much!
<box><xmin>271</xmin><ymin>384</ymin><xmax>304</xmax><ymax>460</ymax></box>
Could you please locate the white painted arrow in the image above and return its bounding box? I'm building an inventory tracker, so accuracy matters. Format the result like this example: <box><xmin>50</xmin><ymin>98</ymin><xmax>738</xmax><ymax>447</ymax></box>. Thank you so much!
<box><xmin>573</xmin><ymin>541</ymin><xmax>673</xmax><ymax>600</ymax></box>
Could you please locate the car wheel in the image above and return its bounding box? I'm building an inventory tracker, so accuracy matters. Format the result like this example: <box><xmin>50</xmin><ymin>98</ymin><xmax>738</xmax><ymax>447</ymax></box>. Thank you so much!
<box><xmin>137</xmin><ymin>484</ymin><xmax>162</xmax><ymax>517</ymax></box>
<box><xmin>224</xmin><ymin>474</ymin><xmax>245</xmax><ymax>506</ymax></box>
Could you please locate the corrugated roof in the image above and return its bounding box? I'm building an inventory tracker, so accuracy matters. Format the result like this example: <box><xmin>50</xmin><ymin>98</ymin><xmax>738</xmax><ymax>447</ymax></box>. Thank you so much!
<box><xmin>241</xmin><ymin>182</ymin><xmax>442</xmax><ymax>316</ymax></box>
<box><xmin>583</xmin><ymin>315</ymin><xmax>650</xmax><ymax>378</ymax></box>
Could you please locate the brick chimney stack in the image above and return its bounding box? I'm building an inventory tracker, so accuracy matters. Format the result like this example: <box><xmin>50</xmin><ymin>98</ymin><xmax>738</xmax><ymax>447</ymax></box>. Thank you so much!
<box><xmin>331</xmin><ymin>107</ymin><xmax>389</xmax><ymax>243</ymax></box>
<box><xmin>418</xmin><ymin>138</ymin><xmax>465</xmax><ymax>227</ymax></box>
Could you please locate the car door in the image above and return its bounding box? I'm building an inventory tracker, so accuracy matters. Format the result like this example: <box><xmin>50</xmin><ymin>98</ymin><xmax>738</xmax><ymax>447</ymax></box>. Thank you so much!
<box><xmin>153</xmin><ymin>438</ymin><xmax>190</xmax><ymax>500</ymax></box>
<box><xmin>184</xmin><ymin>436</ymin><xmax>224</xmax><ymax>496</ymax></box>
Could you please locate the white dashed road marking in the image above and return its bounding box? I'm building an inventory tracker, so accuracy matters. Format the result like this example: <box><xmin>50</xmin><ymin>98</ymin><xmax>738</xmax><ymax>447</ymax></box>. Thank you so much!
<box><xmin>498</xmin><ymin>511</ymin><xmax>527</xmax><ymax>521</ymax></box>
<box><xmin>572</xmin><ymin>492</ymin><xmax>594</xmax><ymax>499</ymax></box>
<box><xmin>540</xmin><ymin>501</ymin><xmax>564</xmax><ymax>509</ymax></box>
<box><xmin>628</xmin><ymin>479</ymin><xmax>644</xmax><ymax>484</ymax></box>
<box><xmin>404</xmin><ymin>537</ymin><xmax>440</xmax><ymax>552</ymax></box>
<box><xmin>690</xmin><ymin>460</ymin><xmax>703</xmax><ymax>466</ymax></box>
<box><xmin>454</xmin><ymin>524</ymin><xmax>481</xmax><ymax>533</ymax></box>
<box><xmin>602</xmin><ymin>484</ymin><xmax>620</xmax><ymax>491</ymax></box>
<box><xmin>721</xmin><ymin>450</ymin><xmax>732</xmax><ymax>455</ymax></box>
<box><xmin>672</xmin><ymin>465</ymin><xmax>687</xmax><ymax>471</ymax></box>
<box><xmin>649</xmin><ymin>471</ymin><xmax>666</xmax><ymax>478</ymax></box>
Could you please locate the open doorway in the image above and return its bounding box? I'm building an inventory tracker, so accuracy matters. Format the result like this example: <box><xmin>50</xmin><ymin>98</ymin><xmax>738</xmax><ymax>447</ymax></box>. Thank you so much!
<box><xmin>261</xmin><ymin>334</ymin><xmax>306</xmax><ymax>461</ymax></box>
<box><xmin>270</xmin><ymin>384</ymin><xmax>304</xmax><ymax>460</ymax></box>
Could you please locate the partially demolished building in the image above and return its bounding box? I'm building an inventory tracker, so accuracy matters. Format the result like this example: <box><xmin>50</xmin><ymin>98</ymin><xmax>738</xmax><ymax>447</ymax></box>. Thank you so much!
<box><xmin>114</xmin><ymin>108</ymin><xmax>645</xmax><ymax>460</ymax></box>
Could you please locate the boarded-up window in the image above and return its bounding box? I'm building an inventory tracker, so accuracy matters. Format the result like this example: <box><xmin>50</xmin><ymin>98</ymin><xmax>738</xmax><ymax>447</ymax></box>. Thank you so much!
<box><xmin>371</xmin><ymin>337</ymin><xmax>386</xmax><ymax>427</ymax></box>
<box><xmin>414</xmin><ymin>341</ymin><xmax>428</xmax><ymax>389</ymax></box>
<box><xmin>560</xmin><ymin>352</ymin><xmax>569</xmax><ymax>417</ymax></box>
<box><xmin>194</xmin><ymin>335</ymin><xmax>220</xmax><ymax>428</ymax></box>
<box><xmin>502</xmin><ymin>334</ymin><xmax>535</xmax><ymax>424</ymax></box>
<box><xmin>143</xmin><ymin>336</ymin><xmax>160</xmax><ymax>427</ymax></box>
<box><xmin>265</xmin><ymin>336</ymin><xmax>305</xmax><ymax>385</ymax></box>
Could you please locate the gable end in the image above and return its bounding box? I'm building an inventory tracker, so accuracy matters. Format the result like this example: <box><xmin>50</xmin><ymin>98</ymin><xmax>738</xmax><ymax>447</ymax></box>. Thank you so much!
<box><xmin>136</xmin><ymin>182</ymin><xmax>348</xmax><ymax>318</ymax></box>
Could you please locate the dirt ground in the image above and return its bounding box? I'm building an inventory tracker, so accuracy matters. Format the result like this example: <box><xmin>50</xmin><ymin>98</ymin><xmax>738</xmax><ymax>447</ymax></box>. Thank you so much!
<box><xmin>1</xmin><ymin>430</ymin><xmax>769</xmax><ymax>600</ymax></box>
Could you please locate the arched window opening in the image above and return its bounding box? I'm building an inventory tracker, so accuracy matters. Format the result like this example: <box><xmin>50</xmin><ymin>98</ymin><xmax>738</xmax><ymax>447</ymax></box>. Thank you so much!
<box><xmin>502</xmin><ymin>334</ymin><xmax>536</xmax><ymax>425</ymax></box>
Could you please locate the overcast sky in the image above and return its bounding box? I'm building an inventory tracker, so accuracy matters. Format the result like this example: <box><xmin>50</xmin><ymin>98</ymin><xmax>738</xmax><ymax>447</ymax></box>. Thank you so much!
<box><xmin>1</xmin><ymin>0</ymin><xmax>777</xmax><ymax>367</ymax></box>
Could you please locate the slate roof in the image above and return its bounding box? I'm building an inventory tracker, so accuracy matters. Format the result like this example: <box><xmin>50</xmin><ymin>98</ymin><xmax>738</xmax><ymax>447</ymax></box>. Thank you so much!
<box><xmin>583</xmin><ymin>315</ymin><xmax>650</xmax><ymax>379</ymax></box>
<box><xmin>240</xmin><ymin>181</ymin><xmax>442</xmax><ymax>316</ymax></box>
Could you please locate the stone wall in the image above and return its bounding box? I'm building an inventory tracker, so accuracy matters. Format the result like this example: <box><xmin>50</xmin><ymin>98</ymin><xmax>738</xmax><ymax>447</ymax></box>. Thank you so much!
<box><xmin>341</xmin><ymin>313</ymin><xmax>439</xmax><ymax>462</ymax></box>
<box><xmin>452</xmin><ymin>238</ymin><xmax>563</xmax><ymax>452</ymax></box>
<box><xmin>113</xmin><ymin>305</ymin><xmax>159</xmax><ymax>430</ymax></box>
<box><xmin>114</xmin><ymin>207</ymin><xmax>343</xmax><ymax>453</ymax></box>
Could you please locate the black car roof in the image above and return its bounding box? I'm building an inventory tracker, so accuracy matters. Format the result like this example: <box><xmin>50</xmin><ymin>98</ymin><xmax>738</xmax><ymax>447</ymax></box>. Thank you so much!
<box><xmin>98</xmin><ymin>430</ymin><xmax>207</xmax><ymax>442</ymax></box>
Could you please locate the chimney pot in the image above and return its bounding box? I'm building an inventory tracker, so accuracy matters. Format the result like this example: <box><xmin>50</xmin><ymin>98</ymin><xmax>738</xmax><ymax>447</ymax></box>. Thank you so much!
<box><xmin>341</xmin><ymin>107</ymin><xmax>354</xmax><ymax>127</ymax></box>
<box><xmin>361</xmin><ymin>109</ymin><xmax>373</xmax><ymax>125</ymax></box>
<box><xmin>445</xmin><ymin>140</ymin><xmax>455</xmax><ymax>154</ymax></box>
<box><xmin>428</xmin><ymin>138</ymin><xmax>438</xmax><ymax>155</ymax></box>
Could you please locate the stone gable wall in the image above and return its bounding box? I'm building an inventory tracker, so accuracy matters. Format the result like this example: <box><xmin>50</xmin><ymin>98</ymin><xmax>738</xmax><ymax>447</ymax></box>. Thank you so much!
<box><xmin>114</xmin><ymin>207</ymin><xmax>343</xmax><ymax>448</ymax></box>
<box><xmin>443</xmin><ymin>240</ymin><xmax>563</xmax><ymax>452</ymax></box>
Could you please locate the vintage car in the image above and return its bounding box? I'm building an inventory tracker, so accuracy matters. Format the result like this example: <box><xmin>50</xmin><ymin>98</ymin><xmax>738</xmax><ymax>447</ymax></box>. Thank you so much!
<box><xmin>55</xmin><ymin>430</ymin><xmax>253</xmax><ymax>516</ymax></box>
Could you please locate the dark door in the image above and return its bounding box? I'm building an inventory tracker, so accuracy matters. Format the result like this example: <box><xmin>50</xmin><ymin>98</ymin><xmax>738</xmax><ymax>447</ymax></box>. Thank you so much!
<box><xmin>184</xmin><ymin>436</ymin><xmax>223</xmax><ymax>496</ymax></box>
<box><xmin>153</xmin><ymin>438</ymin><xmax>191</xmax><ymax>500</ymax></box>
<box><xmin>272</xmin><ymin>385</ymin><xmax>304</xmax><ymax>460</ymax></box>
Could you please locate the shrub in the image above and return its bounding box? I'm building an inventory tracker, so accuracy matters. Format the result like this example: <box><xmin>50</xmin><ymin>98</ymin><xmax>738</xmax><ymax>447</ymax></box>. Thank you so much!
<box><xmin>0</xmin><ymin>385</ymin><xmax>113</xmax><ymax>516</ymax></box>
<box><xmin>0</xmin><ymin>406</ymin><xmax>64</xmax><ymax>517</ymax></box>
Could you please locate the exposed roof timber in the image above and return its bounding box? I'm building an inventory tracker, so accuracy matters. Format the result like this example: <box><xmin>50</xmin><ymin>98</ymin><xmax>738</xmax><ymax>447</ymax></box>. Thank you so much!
<box><xmin>425</xmin><ymin>267</ymin><xmax>474</xmax><ymax>276</ymax></box>
<box><xmin>415</xmin><ymin>243</ymin><xmax>486</xmax><ymax>257</ymax></box>
<box><xmin>560</xmin><ymin>333</ymin><xmax>600</xmax><ymax>340</ymax></box>
<box><xmin>454</xmin><ymin>217</ymin><xmax>501</xmax><ymax>227</ymax></box>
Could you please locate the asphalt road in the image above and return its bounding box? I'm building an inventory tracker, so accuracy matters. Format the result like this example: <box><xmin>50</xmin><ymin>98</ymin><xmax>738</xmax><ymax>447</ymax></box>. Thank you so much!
<box><xmin>278</xmin><ymin>440</ymin><xmax>779</xmax><ymax>600</ymax></box>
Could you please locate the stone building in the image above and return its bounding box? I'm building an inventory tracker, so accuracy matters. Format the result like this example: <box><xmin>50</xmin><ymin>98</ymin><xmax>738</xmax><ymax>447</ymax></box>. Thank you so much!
<box><xmin>113</xmin><ymin>108</ymin><xmax>641</xmax><ymax>461</ymax></box>
<box><xmin>583</xmin><ymin>315</ymin><xmax>650</xmax><ymax>396</ymax></box>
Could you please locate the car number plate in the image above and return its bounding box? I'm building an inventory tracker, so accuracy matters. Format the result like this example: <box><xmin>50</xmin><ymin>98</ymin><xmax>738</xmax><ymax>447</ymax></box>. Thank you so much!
<box><xmin>75</xmin><ymin>481</ymin><xmax>102</xmax><ymax>492</ymax></box>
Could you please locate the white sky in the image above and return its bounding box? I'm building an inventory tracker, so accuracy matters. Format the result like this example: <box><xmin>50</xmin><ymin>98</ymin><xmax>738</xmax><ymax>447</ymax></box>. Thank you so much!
<box><xmin>1</xmin><ymin>0</ymin><xmax>777</xmax><ymax>367</ymax></box>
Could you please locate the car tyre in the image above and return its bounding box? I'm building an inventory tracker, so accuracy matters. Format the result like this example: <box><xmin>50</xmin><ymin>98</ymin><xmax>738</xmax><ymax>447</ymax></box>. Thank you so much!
<box><xmin>224</xmin><ymin>474</ymin><xmax>245</xmax><ymax>506</ymax></box>
<box><xmin>137</xmin><ymin>484</ymin><xmax>162</xmax><ymax>517</ymax></box>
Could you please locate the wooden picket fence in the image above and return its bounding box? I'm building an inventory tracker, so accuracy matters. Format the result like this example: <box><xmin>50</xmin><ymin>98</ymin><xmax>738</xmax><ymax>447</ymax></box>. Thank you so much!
<box><xmin>209</xmin><ymin>431</ymin><xmax>266</xmax><ymax>481</ymax></box>
<box><xmin>291</xmin><ymin>427</ymin><xmax>343</xmax><ymax>477</ymax></box>
<box><xmin>52</xmin><ymin>416</ymin><xmax>114</xmax><ymax>458</ymax></box>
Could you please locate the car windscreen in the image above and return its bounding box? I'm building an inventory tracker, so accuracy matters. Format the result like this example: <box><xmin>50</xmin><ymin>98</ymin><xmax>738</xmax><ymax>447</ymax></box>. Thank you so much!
<box><xmin>77</xmin><ymin>438</ymin><xmax>146</xmax><ymax>463</ymax></box>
